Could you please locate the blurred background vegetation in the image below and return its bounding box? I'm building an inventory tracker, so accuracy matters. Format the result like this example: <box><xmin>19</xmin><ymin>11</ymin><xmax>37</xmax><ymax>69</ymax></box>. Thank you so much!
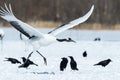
<box><xmin>0</xmin><ymin>0</ymin><xmax>120</xmax><ymax>30</ymax></box>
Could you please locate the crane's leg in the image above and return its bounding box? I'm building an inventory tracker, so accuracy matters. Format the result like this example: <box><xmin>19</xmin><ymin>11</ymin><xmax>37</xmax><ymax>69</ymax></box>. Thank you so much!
<box><xmin>27</xmin><ymin>51</ymin><xmax>33</xmax><ymax>59</ymax></box>
<box><xmin>36</xmin><ymin>50</ymin><xmax>47</xmax><ymax>65</ymax></box>
<box><xmin>24</xmin><ymin>51</ymin><xmax>33</xmax><ymax>64</ymax></box>
<box><xmin>1</xmin><ymin>38</ymin><xmax>3</xmax><ymax>51</ymax></box>
<box><xmin>0</xmin><ymin>38</ymin><xmax>3</xmax><ymax>51</ymax></box>
<box><xmin>0</xmin><ymin>39</ymin><xmax>1</xmax><ymax>51</ymax></box>
<box><xmin>24</xmin><ymin>41</ymin><xmax>28</xmax><ymax>52</ymax></box>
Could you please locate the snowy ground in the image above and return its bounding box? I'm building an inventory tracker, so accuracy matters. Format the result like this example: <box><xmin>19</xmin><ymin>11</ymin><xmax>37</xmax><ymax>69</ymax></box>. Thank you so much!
<box><xmin>1</xmin><ymin>27</ymin><xmax>120</xmax><ymax>80</ymax></box>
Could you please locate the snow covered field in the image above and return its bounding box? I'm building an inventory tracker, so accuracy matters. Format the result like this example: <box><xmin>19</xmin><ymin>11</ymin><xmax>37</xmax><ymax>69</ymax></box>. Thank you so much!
<box><xmin>1</xmin><ymin>28</ymin><xmax>120</xmax><ymax>80</ymax></box>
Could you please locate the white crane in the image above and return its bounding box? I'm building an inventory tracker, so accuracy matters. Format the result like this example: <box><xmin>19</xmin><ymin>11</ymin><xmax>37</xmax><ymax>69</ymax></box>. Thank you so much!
<box><xmin>0</xmin><ymin>3</ymin><xmax>94</xmax><ymax>65</ymax></box>
<box><xmin>0</xmin><ymin>29</ymin><xmax>4</xmax><ymax>51</ymax></box>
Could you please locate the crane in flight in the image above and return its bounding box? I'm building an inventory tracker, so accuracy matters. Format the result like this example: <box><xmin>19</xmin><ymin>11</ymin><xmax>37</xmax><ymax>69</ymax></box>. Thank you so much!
<box><xmin>0</xmin><ymin>3</ymin><xmax>94</xmax><ymax>65</ymax></box>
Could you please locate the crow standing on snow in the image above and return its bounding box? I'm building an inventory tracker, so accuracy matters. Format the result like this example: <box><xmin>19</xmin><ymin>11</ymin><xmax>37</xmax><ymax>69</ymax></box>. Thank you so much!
<box><xmin>69</xmin><ymin>56</ymin><xmax>78</xmax><ymax>70</ymax></box>
<box><xmin>94</xmin><ymin>59</ymin><xmax>112</xmax><ymax>67</ymax></box>
<box><xmin>4</xmin><ymin>57</ymin><xmax>21</xmax><ymax>64</ymax></box>
<box><xmin>83</xmin><ymin>51</ymin><xmax>87</xmax><ymax>57</ymax></box>
<box><xmin>60</xmin><ymin>57</ymin><xmax>68</xmax><ymax>71</ymax></box>
<box><xmin>18</xmin><ymin>57</ymin><xmax>38</xmax><ymax>68</ymax></box>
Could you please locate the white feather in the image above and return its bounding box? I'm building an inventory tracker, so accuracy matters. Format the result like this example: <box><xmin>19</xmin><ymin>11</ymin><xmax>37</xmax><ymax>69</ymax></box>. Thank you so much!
<box><xmin>49</xmin><ymin>5</ymin><xmax>94</xmax><ymax>36</ymax></box>
<box><xmin>0</xmin><ymin>3</ymin><xmax>44</xmax><ymax>38</ymax></box>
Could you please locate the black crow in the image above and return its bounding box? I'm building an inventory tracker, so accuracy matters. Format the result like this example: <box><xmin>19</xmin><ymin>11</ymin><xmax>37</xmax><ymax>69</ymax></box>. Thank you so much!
<box><xmin>69</xmin><ymin>56</ymin><xmax>78</xmax><ymax>70</ymax></box>
<box><xmin>97</xmin><ymin>38</ymin><xmax>101</xmax><ymax>41</ymax></box>
<box><xmin>60</xmin><ymin>57</ymin><xmax>68</xmax><ymax>71</ymax></box>
<box><xmin>94</xmin><ymin>38</ymin><xmax>97</xmax><ymax>41</ymax></box>
<box><xmin>19</xmin><ymin>57</ymin><xmax>38</xmax><ymax>68</ymax></box>
<box><xmin>4</xmin><ymin>57</ymin><xmax>21</xmax><ymax>64</ymax></box>
<box><xmin>94</xmin><ymin>59</ymin><xmax>112</xmax><ymax>67</ymax></box>
<box><xmin>94</xmin><ymin>37</ymin><xmax>101</xmax><ymax>41</ymax></box>
<box><xmin>83</xmin><ymin>51</ymin><xmax>87</xmax><ymax>57</ymax></box>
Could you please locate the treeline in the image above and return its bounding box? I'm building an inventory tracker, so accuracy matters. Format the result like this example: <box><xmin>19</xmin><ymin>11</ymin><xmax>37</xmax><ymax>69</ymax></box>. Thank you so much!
<box><xmin>0</xmin><ymin>0</ymin><xmax>120</xmax><ymax>25</ymax></box>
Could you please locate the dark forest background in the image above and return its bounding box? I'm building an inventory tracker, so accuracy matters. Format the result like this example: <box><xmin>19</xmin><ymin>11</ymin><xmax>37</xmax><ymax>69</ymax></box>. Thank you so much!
<box><xmin>0</xmin><ymin>0</ymin><xmax>120</xmax><ymax>29</ymax></box>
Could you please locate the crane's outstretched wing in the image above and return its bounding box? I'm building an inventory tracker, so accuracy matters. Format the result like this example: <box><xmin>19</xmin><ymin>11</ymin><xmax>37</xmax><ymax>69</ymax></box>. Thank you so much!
<box><xmin>48</xmin><ymin>5</ymin><xmax>94</xmax><ymax>36</ymax></box>
<box><xmin>0</xmin><ymin>4</ymin><xmax>44</xmax><ymax>39</ymax></box>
